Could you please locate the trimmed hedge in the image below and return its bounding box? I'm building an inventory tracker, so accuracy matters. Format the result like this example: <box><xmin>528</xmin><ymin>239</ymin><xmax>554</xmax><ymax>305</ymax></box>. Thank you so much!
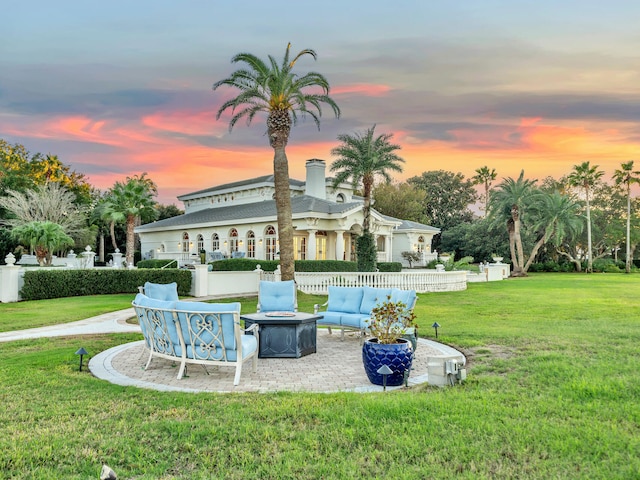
<box><xmin>137</xmin><ymin>259</ymin><xmax>179</xmax><ymax>269</ymax></box>
<box><xmin>209</xmin><ymin>258</ymin><xmax>359</xmax><ymax>272</ymax></box>
<box><xmin>21</xmin><ymin>268</ymin><xmax>192</xmax><ymax>300</ymax></box>
<box><xmin>377</xmin><ymin>262</ymin><xmax>402</xmax><ymax>272</ymax></box>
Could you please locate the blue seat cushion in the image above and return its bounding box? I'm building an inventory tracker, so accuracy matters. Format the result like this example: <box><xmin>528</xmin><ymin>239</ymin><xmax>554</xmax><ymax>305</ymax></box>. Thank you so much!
<box><xmin>327</xmin><ymin>286</ymin><xmax>364</xmax><ymax>314</ymax></box>
<box><xmin>174</xmin><ymin>301</ymin><xmax>241</xmax><ymax>351</ymax></box>
<box><xmin>185</xmin><ymin>333</ymin><xmax>257</xmax><ymax>362</ymax></box>
<box><xmin>259</xmin><ymin>280</ymin><xmax>296</xmax><ymax>312</ymax></box>
<box><xmin>317</xmin><ymin>311</ymin><xmax>342</xmax><ymax>326</ymax></box>
<box><xmin>360</xmin><ymin>287</ymin><xmax>393</xmax><ymax>314</ymax></box>
<box><xmin>144</xmin><ymin>282</ymin><xmax>179</xmax><ymax>301</ymax></box>
<box><xmin>340</xmin><ymin>313</ymin><xmax>369</xmax><ymax>329</ymax></box>
<box><xmin>390</xmin><ymin>289</ymin><xmax>417</xmax><ymax>310</ymax></box>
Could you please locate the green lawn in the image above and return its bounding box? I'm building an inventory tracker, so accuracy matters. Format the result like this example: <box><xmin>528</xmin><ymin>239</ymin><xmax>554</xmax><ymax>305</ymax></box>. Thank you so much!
<box><xmin>1</xmin><ymin>274</ymin><xmax>639</xmax><ymax>479</ymax></box>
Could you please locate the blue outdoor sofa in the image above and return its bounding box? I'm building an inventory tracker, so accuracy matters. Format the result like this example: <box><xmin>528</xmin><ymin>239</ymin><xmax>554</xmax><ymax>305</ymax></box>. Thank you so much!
<box><xmin>314</xmin><ymin>285</ymin><xmax>417</xmax><ymax>340</ymax></box>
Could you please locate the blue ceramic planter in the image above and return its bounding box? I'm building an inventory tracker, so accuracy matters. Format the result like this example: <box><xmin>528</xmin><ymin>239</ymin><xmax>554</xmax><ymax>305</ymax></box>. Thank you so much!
<box><xmin>362</xmin><ymin>338</ymin><xmax>414</xmax><ymax>386</ymax></box>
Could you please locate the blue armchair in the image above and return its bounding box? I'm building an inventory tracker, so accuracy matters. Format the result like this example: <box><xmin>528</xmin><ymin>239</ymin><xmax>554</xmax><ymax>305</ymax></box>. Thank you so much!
<box><xmin>257</xmin><ymin>280</ymin><xmax>297</xmax><ymax>313</ymax></box>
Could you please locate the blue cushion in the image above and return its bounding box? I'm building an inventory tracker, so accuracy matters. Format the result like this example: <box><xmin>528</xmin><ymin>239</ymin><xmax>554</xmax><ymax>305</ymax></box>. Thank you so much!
<box><xmin>144</xmin><ymin>282</ymin><xmax>179</xmax><ymax>301</ymax></box>
<box><xmin>317</xmin><ymin>311</ymin><xmax>342</xmax><ymax>326</ymax></box>
<box><xmin>258</xmin><ymin>280</ymin><xmax>296</xmax><ymax>312</ymax></box>
<box><xmin>327</xmin><ymin>286</ymin><xmax>364</xmax><ymax>314</ymax></box>
<box><xmin>132</xmin><ymin>294</ymin><xmax>180</xmax><ymax>350</ymax></box>
<box><xmin>340</xmin><ymin>313</ymin><xmax>369</xmax><ymax>329</ymax></box>
<box><xmin>390</xmin><ymin>289</ymin><xmax>417</xmax><ymax>310</ymax></box>
<box><xmin>174</xmin><ymin>301</ymin><xmax>241</xmax><ymax>351</ymax></box>
<box><xmin>360</xmin><ymin>287</ymin><xmax>392</xmax><ymax>314</ymax></box>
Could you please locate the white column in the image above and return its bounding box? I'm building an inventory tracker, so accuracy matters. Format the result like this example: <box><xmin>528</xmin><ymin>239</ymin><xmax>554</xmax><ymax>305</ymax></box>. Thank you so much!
<box><xmin>335</xmin><ymin>230</ymin><xmax>345</xmax><ymax>261</ymax></box>
<box><xmin>385</xmin><ymin>235</ymin><xmax>392</xmax><ymax>262</ymax></box>
<box><xmin>1</xmin><ymin>254</ymin><xmax>21</xmax><ymax>303</ymax></box>
<box><xmin>307</xmin><ymin>230</ymin><xmax>317</xmax><ymax>260</ymax></box>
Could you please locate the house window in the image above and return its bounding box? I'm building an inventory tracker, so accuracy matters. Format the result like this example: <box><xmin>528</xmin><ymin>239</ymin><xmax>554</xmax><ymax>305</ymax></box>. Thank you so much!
<box><xmin>376</xmin><ymin>236</ymin><xmax>385</xmax><ymax>252</ymax></box>
<box><xmin>197</xmin><ymin>234</ymin><xmax>204</xmax><ymax>252</ymax></box>
<box><xmin>229</xmin><ymin>228</ymin><xmax>239</xmax><ymax>253</ymax></box>
<box><xmin>182</xmin><ymin>232</ymin><xmax>190</xmax><ymax>253</ymax></box>
<box><xmin>417</xmin><ymin>236</ymin><xmax>425</xmax><ymax>253</ymax></box>
<box><xmin>211</xmin><ymin>233</ymin><xmax>219</xmax><ymax>251</ymax></box>
<box><xmin>294</xmin><ymin>236</ymin><xmax>306</xmax><ymax>260</ymax></box>
<box><xmin>315</xmin><ymin>231</ymin><xmax>327</xmax><ymax>260</ymax></box>
<box><xmin>265</xmin><ymin>225</ymin><xmax>277</xmax><ymax>260</ymax></box>
<box><xmin>247</xmin><ymin>230</ymin><xmax>256</xmax><ymax>258</ymax></box>
<box><xmin>336</xmin><ymin>193</ymin><xmax>345</xmax><ymax>203</ymax></box>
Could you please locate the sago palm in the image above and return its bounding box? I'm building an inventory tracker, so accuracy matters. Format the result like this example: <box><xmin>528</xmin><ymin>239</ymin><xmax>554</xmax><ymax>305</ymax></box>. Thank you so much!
<box><xmin>213</xmin><ymin>43</ymin><xmax>340</xmax><ymax>281</ymax></box>
<box><xmin>613</xmin><ymin>160</ymin><xmax>640</xmax><ymax>273</ymax></box>
<box><xmin>568</xmin><ymin>161</ymin><xmax>604</xmax><ymax>273</ymax></box>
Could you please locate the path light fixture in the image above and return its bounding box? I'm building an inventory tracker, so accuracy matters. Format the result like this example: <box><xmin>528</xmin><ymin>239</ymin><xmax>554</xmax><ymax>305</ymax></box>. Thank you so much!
<box><xmin>75</xmin><ymin>347</ymin><xmax>88</xmax><ymax>371</ymax></box>
<box><xmin>377</xmin><ymin>364</ymin><xmax>393</xmax><ymax>391</ymax></box>
<box><xmin>432</xmin><ymin>322</ymin><xmax>440</xmax><ymax>338</ymax></box>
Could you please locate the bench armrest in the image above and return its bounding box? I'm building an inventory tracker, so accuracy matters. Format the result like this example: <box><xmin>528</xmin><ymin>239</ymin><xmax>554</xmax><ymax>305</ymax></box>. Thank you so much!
<box><xmin>313</xmin><ymin>300</ymin><xmax>329</xmax><ymax>314</ymax></box>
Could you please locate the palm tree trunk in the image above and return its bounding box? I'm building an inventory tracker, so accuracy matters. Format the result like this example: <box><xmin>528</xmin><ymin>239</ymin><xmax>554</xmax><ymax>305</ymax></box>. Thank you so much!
<box><xmin>625</xmin><ymin>185</ymin><xmax>631</xmax><ymax>274</ymax></box>
<box><xmin>272</xmin><ymin>145</ymin><xmax>295</xmax><ymax>281</ymax></box>
<box><xmin>109</xmin><ymin>221</ymin><xmax>118</xmax><ymax>251</ymax></box>
<box><xmin>586</xmin><ymin>191</ymin><xmax>593</xmax><ymax>273</ymax></box>
<box><xmin>126</xmin><ymin>214</ymin><xmax>135</xmax><ymax>266</ymax></box>
<box><xmin>362</xmin><ymin>177</ymin><xmax>373</xmax><ymax>232</ymax></box>
<box><xmin>523</xmin><ymin>236</ymin><xmax>546</xmax><ymax>273</ymax></box>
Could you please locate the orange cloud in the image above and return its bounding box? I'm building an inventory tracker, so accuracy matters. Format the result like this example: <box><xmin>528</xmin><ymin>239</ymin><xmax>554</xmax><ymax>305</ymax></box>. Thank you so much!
<box><xmin>331</xmin><ymin>83</ymin><xmax>391</xmax><ymax>97</ymax></box>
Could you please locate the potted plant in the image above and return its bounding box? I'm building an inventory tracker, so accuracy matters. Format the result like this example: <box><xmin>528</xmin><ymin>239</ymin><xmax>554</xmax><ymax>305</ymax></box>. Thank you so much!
<box><xmin>362</xmin><ymin>296</ymin><xmax>417</xmax><ymax>386</ymax></box>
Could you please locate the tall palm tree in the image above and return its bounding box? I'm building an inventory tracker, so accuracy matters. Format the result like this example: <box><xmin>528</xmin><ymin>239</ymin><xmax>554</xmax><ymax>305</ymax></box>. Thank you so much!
<box><xmin>568</xmin><ymin>161</ymin><xmax>604</xmax><ymax>273</ymax></box>
<box><xmin>330</xmin><ymin>125</ymin><xmax>405</xmax><ymax>232</ymax></box>
<box><xmin>613</xmin><ymin>160</ymin><xmax>640</xmax><ymax>273</ymax></box>
<box><xmin>213</xmin><ymin>43</ymin><xmax>340</xmax><ymax>281</ymax></box>
<box><xmin>523</xmin><ymin>191</ymin><xmax>584</xmax><ymax>272</ymax></box>
<box><xmin>489</xmin><ymin>170</ymin><xmax>536</xmax><ymax>276</ymax></box>
<box><xmin>472</xmin><ymin>166</ymin><xmax>497</xmax><ymax>218</ymax></box>
<box><xmin>107</xmin><ymin>173</ymin><xmax>158</xmax><ymax>265</ymax></box>
<box><xmin>330</xmin><ymin>125</ymin><xmax>404</xmax><ymax>271</ymax></box>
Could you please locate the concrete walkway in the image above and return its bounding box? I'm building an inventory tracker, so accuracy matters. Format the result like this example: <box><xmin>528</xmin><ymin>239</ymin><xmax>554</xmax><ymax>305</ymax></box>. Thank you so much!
<box><xmin>2</xmin><ymin>307</ymin><xmax>465</xmax><ymax>393</ymax></box>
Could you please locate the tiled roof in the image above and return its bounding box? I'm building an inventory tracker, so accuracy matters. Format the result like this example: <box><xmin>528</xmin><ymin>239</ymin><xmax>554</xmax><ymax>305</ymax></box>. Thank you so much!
<box><xmin>178</xmin><ymin>175</ymin><xmax>305</xmax><ymax>200</ymax></box>
<box><xmin>379</xmin><ymin>213</ymin><xmax>440</xmax><ymax>233</ymax></box>
<box><xmin>137</xmin><ymin>195</ymin><xmax>363</xmax><ymax>231</ymax></box>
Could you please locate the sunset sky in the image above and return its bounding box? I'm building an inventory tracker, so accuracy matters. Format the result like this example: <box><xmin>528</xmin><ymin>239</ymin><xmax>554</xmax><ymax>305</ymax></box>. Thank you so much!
<box><xmin>2</xmin><ymin>1</ymin><xmax>639</xmax><ymax>205</ymax></box>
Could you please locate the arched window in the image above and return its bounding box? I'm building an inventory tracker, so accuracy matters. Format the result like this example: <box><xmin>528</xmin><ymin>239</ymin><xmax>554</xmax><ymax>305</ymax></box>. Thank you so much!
<box><xmin>336</xmin><ymin>193</ymin><xmax>345</xmax><ymax>203</ymax></box>
<box><xmin>265</xmin><ymin>225</ymin><xmax>277</xmax><ymax>260</ymax></box>
<box><xmin>211</xmin><ymin>233</ymin><xmax>219</xmax><ymax>251</ymax></box>
<box><xmin>247</xmin><ymin>231</ymin><xmax>256</xmax><ymax>258</ymax></box>
<box><xmin>229</xmin><ymin>228</ymin><xmax>239</xmax><ymax>253</ymax></box>
<box><xmin>417</xmin><ymin>235</ymin><xmax>425</xmax><ymax>253</ymax></box>
<box><xmin>181</xmin><ymin>232</ymin><xmax>190</xmax><ymax>253</ymax></box>
<box><xmin>197</xmin><ymin>234</ymin><xmax>204</xmax><ymax>253</ymax></box>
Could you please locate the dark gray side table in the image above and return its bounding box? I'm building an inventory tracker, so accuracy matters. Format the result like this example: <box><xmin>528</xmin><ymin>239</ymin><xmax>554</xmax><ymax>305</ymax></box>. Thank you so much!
<box><xmin>240</xmin><ymin>312</ymin><xmax>321</xmax><ymax>358</ymax></box>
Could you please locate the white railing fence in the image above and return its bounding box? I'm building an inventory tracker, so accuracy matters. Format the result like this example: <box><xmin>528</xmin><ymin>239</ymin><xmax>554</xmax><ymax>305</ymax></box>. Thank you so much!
<box><xmin>261</xmin><ymin>271</ymin><xmax>468</xmax><ymax>295</ymax></box>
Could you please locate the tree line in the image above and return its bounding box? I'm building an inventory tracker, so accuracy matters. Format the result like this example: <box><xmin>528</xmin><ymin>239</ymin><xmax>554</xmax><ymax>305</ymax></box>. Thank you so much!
<box><xmin>0</xmin><ymin>139</ymin><xmax>182</xmax><ymax>266</ymax></box>
<box><xmin>372</xmin><ymin>162</ymin><xmax>640</xmax><ymax>275</ymax></box>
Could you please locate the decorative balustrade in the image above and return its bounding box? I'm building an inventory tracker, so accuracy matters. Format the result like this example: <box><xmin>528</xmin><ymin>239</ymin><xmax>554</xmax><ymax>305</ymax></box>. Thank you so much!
<box><xmin>267</xmin><ymin>271</ymin><xmax>468</xmax><ymax>295</ymax></box>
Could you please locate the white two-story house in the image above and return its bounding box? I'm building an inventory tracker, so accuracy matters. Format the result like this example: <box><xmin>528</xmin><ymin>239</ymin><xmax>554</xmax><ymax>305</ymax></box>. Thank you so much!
<box><xmin>135</xmin><ymin>159</ymin><xmax>439</xmax><ymax>267</ymax></box>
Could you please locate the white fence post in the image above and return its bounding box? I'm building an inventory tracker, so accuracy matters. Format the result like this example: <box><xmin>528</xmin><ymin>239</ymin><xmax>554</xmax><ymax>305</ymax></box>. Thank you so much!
<box><xmin>1</xmin><ymin>254</ymin><xmax>22</xmax><ymax>303</ymax></box>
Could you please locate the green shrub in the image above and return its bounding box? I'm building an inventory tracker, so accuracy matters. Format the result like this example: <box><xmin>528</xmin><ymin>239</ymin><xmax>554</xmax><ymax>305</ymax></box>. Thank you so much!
<box><xmin>377</xmin><ymin>262</ymin><xmax>402</xmax><ymax>272</ymax></box>
<box><xmin>136</xmin><ymin>259</ymin><xmax>178</xmax><ymax>269</ymax></box>
<box><xmin>356</xmin><ymin>232</ymin><xmax>377</xmax><ymax>272</ymax></box>
<box><xmin>209</xmin><ymin>258</ymin><xmax>280</xmax><ymax>271</ymax></box>
<box><xmin>295</xmin><ymin>260</ymin><xmax>357</xmax><ymax>272</ymax></box>
<box><xmin>21</xmin><ymin>268</ymin><xmax>192</xmax><ymax>300</ymax></box>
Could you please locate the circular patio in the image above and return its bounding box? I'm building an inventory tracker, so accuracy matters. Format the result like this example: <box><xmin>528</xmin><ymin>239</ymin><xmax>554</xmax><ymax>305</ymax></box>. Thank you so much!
<box><xmin>89</xmin><ymin>329</ymin><xmax>464</xmax><ymax>393</ymax></box>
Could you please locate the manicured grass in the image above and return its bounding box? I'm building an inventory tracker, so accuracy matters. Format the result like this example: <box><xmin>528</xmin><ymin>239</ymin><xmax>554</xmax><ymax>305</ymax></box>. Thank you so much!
<box><xmin>1</xmin><ymin>274</ymin><xmax>639</xmax><ymax>479</ymax></box>
<box><xmin>0</xmin><ymin>294</ymin><xmax>135</xmax><ymax>333</ymax></box>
